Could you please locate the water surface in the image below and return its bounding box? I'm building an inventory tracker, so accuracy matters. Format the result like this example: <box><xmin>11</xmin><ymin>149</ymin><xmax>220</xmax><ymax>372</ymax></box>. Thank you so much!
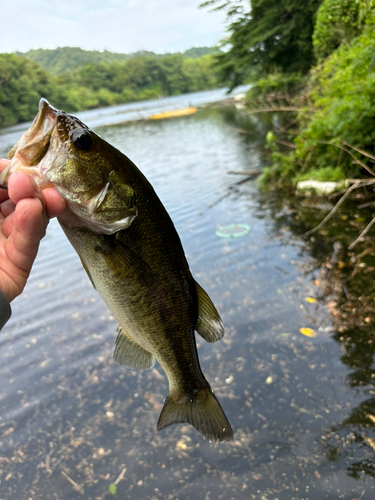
<box><xmin>0</xmin><ymin>93</ymin><xmax>374</xmax><ymax>499</ymax></box>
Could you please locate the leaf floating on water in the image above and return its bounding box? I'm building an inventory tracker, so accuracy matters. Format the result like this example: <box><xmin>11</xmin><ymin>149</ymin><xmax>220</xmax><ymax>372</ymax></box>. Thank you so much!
<box><xmin>305</xmin><ymin>297</ymin><xmax>317</xmax><ymax>304</ymax></box>
<box><xmin>300</xmin><ymin>327</ymin><xmax>317</xmax><ymax>338</ymax></box>
<box><xmin>265</xmin><ymin>376</ymin><xmax>273</xmax><ymax>384</ymax></box>
<box><xmin>279</xmin><ymin>333</ymin><xmax>291</xmax><ymax>337</ymax></box>
<box><xmin>108</xmin><ymin>483</ymin><xmax>117</xmax><ymax>495</ymax></box>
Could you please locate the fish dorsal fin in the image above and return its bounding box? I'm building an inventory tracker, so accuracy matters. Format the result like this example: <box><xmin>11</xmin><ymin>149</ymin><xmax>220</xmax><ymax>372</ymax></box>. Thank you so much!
<box><xmin>114</xmin><ymin>326</ymin><xmax>155</xmax><ymax>370</ymax></box>
<box><xmin>195</xmin><ymin>282</ymin><xmax>224</xmax><ymax>343</ymax></box>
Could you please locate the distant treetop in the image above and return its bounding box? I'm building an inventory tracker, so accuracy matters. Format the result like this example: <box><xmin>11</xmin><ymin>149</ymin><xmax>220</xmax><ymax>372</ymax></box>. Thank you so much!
<box><xmin>15</xmin><ymin>46</ymin><xmax>219</xmax><ymax>76</ymax></box>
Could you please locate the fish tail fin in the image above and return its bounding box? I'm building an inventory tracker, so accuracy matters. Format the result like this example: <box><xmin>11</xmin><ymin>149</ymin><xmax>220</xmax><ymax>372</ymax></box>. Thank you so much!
<box><xmin>157</xmin><ymin>387</ymin><xmax>233</xmax><ymax>442</ymax></box>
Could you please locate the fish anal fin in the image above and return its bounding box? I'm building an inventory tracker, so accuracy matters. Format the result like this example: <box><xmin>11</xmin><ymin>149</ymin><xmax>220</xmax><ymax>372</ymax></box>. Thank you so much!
<box><xmin>195</xmin><ymin>282</ymin><xmax>224</xmax><ymax>342</ymax></box>
<box><xmin>114</xmin><ymin>326</ymin><xmax>155</xmax><ymax>370</ymax></box>
<box><xmin>157</xmin><ymin>387</ymin><xmax>233</xmax><ymax>442</ymax></box>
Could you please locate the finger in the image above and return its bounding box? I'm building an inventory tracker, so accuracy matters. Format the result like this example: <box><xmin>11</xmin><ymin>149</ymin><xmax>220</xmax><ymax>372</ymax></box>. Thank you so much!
<box><xmin>6</xmin><ymin>198</ymin><xmax>44</xmax><ymax>274</ymax></box>
<box><xmin>43</xmin><ymin>187</ymin><xmax>66</xmax><ymax>218</ymax></box>
<box><xmin>0</xmin><ymin>187</ymin><xmax>10</xmax><ymax>203</ymax></box>
<box><xmin>1</xmin><ymin>211</ymin><xmax>15</xmax><ymax>239</ymax></box>
<box><xmin>0</xmin><ymin>199</ymin><xmax>16</xmax><ymax>218</ymax></box>
<box><xmin>7</xmin><ymin>171</ymin><xmax>44</xmax><ymax>207</ymax></box>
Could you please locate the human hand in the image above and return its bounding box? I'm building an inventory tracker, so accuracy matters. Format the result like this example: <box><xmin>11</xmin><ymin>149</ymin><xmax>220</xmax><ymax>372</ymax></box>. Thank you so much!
<box><xmin>0</xmin><ymin>158</ymin><xmax>66</xmax><ymax>302</ymax></box>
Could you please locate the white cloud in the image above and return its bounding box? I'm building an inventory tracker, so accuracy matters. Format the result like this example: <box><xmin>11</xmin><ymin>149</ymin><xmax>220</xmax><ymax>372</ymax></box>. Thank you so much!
<box><xmin>0</xmin><ymin>0</ymin><xmax>226</xmax><ymax>54</ymax></box>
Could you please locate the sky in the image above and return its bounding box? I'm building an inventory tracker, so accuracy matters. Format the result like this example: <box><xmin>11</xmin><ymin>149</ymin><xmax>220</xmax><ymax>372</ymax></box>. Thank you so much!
<box><xmin>0</xmin><ymin>0</ymin><xmax>228</xmax><ymax>54</ymax></box>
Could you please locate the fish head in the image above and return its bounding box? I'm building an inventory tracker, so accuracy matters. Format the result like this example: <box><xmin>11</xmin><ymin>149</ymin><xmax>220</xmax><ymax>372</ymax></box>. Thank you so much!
<box><xmin>0</xmin><ymin>99</ymin><xmax>137</xmax><ymax>234</ymax></box>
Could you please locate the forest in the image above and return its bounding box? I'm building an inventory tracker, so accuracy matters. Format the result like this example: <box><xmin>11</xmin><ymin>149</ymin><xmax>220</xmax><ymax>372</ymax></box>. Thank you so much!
<box><xmin>3</xmin><ymin>0</ymin><xmax>374</xmax><ymax>188</ymax></box>
<box><xmin>0</xmin><ymin>47</ymin><xmax>221</xmax><ymax>127</ymax></box>
<box><xmin>202</xmin><ymin>0</ymin><xmax>375</xmax><ymax>187</ymax></box>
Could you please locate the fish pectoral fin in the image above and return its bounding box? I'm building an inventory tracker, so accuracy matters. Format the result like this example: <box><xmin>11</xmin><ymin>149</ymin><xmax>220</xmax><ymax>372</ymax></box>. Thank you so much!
<box><xmin>157</xmin><ymin>387</ymin><xmax>233</xmax><ymax>442</ymax></box>
<box><xmin>195</xmin><ymin>281</ymin><xmax>224</xmax><ymax>342</ymax></box>
<box><xmin>100</xmin><ymin>240</ymin><xmax>150</xmax><ymax>281</ymax></box>
<box><xmin>114</xmin><ymin>326</ymin><xmax>155</xmax><ymax>370</ymax></box>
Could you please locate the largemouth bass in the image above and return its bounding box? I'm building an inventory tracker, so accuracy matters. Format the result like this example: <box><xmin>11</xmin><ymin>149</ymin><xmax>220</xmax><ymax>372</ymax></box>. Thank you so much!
<box><xmin>0</xmin><ymin>99</ymin><xmax>233</xmax><ymax>442</ymax></box>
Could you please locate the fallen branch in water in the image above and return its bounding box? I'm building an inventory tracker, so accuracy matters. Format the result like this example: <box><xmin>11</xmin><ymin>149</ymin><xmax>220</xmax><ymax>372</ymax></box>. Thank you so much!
<box><xmin>61</xmin><ymin>470</ymin><xmax>84</xmax><ymax>495</ymax></box>
<box><xmin>228</xmin><ymin>170</ymin><xmax>260</xmax><ymax>176</ymax></box>
<box><xmin>114</xmin><ymin>467</ymin><xmax>127</xmax><ymax>485</ymax></box>
<box><xmin>317</xmin><ymin>141</ymin><xmax>375</xmax><ymax>177</ymax></box>
<box><xmin>349</xmin><ymin>217</ymin><xmax>375</xmax><ymax>249</ymax></box>
<box><xmin>305</xmin><ymin>177</ymin><xmax>375</xmax><ymax>249</ymax></box>
<box><xmin>305</xmin><ymin>180</ymin><xmax>363</xmax><ymax>236</ymax></box>
<box><xmin>329</xmin><ymin>179</ymin><xmax>375</xmax><ymax>199</ymax></box>
<box><xmin>340</xmin><ymin>140</ymin><xmax>375</xmax><ymax>163</ymax></box>
<box><xmin>246</xmin><ymin>106</ymin><xmax>305</xmax><ymax>114</ymax></box>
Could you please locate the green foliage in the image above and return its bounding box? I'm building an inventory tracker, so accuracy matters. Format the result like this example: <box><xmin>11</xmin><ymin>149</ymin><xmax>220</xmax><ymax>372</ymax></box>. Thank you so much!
<box><xmin>313</xmin><ymin>0</ymin><xmax>374</xmax><ymax>60</ymax></box>
<box><xmin>18</xmin><ymin>46</ymin><xmax>219</xmax><ymax>76</ymax></box>
<box><xmin>0</xmin><ymin>54</ymin><xmax>68</xmax><ymax>126</ymax></box>
<box><xmin>67</xmin><ymin>53</ymin><xmax>219</xmax><ymax>99</ymax></box>
<box><xmin>108</xmin><ymin>483</ymin><xmax>117</xmax><ymax>495</ymax></box>
<box><xmin>246</xmin><ymin>72</ymin><xmax>308</xmax><ymax>101</ymax></box>
<box><xmin>295</xmin><ymin>20</ymin><xmax>375</xmax><ymax>175</ymax></box>
<box><xmin>0</xmin><ymin>49</ymin><xmax>221</xmax><ymax>127</ymax></box>
<box><xmin>296</xmin><ymin>166</ymin><xmax>346</xmax><ymax>182</ymax></box>
<box><xmin>183</xmin><ymin>47</ymin><xmax>221</xmax><ymax>58</ymax></box>
<box><xmin>201</xmin><ymin>0</ymin><xmax>323</xmax><ymax>87</ymax></box>
<box><xmin>18</xmin><ymin>47</ymin><xmax>130</xmax><ymax>76</ymax></box>
<box><xmin>261</xmin><ymin>12</ymin><xmax>375</xmax><ymax>187</ymax></box>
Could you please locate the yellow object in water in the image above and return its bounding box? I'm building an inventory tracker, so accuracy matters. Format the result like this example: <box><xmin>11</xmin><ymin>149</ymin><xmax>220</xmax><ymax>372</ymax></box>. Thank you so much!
<box><xmin>300</xmin><ymin>327</ymin><xmax>317</xmax><ymax>338</ymax></box>
<box><xmin>150</xmin><ymin>107</ymin><xmax>198</xmax><ymax>119</ymax></box>
<box><xmin>305</xmin><ymin>296</ymin><xmax>317</xmax><ymax>304</ymax></box>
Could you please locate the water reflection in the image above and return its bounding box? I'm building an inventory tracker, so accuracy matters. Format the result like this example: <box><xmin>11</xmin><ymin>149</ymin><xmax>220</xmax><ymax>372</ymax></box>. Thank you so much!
<box><xmin>257</xmin><ymin>186</ymin><xmax>375</xmax><ymax>487</ymax></box>
<box><xmin>0</xmin><ymin>101</ymin><xmax>375</xmax><ymax>498</ymax></box>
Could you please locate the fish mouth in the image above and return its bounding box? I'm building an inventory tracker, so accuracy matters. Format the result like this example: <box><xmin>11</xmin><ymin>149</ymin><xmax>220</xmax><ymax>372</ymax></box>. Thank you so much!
<box><xmin>0</xmin><ymin>98</ymin><xmax>58</xmax><ymax>188</ymax></box>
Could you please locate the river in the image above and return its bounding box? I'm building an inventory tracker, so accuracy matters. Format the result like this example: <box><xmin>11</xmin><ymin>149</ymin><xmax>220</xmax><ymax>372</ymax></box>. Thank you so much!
<box><xmin>0</xmin><ymin>89</ymin><xmax>374</xmax><ymax>499</ymax></box>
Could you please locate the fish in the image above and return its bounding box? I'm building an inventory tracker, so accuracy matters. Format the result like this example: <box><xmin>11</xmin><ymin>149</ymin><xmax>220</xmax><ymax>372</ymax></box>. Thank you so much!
<box><xmin>0</xmin><ymin>99</ymin><xmax>233</xmax><ymax>442</ymax></box>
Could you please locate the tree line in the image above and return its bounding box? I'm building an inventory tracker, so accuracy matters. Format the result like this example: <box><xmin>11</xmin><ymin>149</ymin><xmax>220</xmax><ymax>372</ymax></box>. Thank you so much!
<box><xmin>0</xmin><ymin>47</ymin><xmax>221</xmax><ymax>127</ymax></box>
<box><xmin>202</xmin><ymin>0</ymin><xmax>375</xmax><ymax>186</ymax></box>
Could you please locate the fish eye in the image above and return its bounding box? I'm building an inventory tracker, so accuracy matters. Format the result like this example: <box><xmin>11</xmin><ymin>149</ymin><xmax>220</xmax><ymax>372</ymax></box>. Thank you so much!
<box><xmin>71</xmin><ymin>128</ymin><xmax>93</xmax><ymax>151</ymax></box>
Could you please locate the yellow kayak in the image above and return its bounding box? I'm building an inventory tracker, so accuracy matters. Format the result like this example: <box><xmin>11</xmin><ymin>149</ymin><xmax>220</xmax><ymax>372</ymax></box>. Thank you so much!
<box><xmin>150</xmin><ymin>107</ymin><xmax>198</xmax><ymax>120</ymax></box>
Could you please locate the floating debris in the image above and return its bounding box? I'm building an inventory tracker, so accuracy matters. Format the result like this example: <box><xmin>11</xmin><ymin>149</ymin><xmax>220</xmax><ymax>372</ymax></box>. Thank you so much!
<box><xmin>150</xmin><ymin>107</ymin><xmax>197</xmax><ymax>119</ymax></box>
<box><xmin>215</xmin><ymin>224</ymin><xmax>251</xmax><ymax>238</ymax></box>
<box><xmin>300</xmin><ymin>327</ymin><xmax>317</xmax><ymax>338</ymax></box>
<box><xmin>108</xmin><ymin>483</ymin><xmax>117</xmax><ymax>495</ymax></box>
<box><xmin>305</xmin><ymin>296</ymin><xmax>317</xmax><ymax>304</ymax></box>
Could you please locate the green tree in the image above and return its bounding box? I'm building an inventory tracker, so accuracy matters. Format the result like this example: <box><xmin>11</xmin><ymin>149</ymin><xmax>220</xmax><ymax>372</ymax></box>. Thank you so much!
<box><xmin>313</xmin><ymin>0</ymin><xmax>374</xmax><ymax>60</ymax></box>
<box><xmin>0</xmin><ymin>50</ymin><xmax>221</xmax><ymax>127</ymax></box>
<box><xmin>17</xmin><ymin>47</ymin><xmax>131</xmax><ymax>75</ymax></box>
<box><xmin>0</xmin><ymin>54</ymin><xmax>68</xmax><ymax>126</ymax></box>
<box><xmin>202</xmin><ymin>0</ymin><xmax>323</xmax><ymax>87</ymax></box>
<box><xmin>259</xmin><ymin>7</ymin><xmax>375</xmax><ymax>187</ymax></box>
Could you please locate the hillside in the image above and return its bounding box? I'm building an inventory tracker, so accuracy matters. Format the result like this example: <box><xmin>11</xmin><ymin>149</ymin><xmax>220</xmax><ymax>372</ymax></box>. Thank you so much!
<box><xmin>16</xmin><ymin>46</ymin><xmax>219</xmax><ymax>76</ymax></box>
<box><xmin>0</xmin><ymin>48</ymin><xmax>222</xmax><ymax>127</ymax></box>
